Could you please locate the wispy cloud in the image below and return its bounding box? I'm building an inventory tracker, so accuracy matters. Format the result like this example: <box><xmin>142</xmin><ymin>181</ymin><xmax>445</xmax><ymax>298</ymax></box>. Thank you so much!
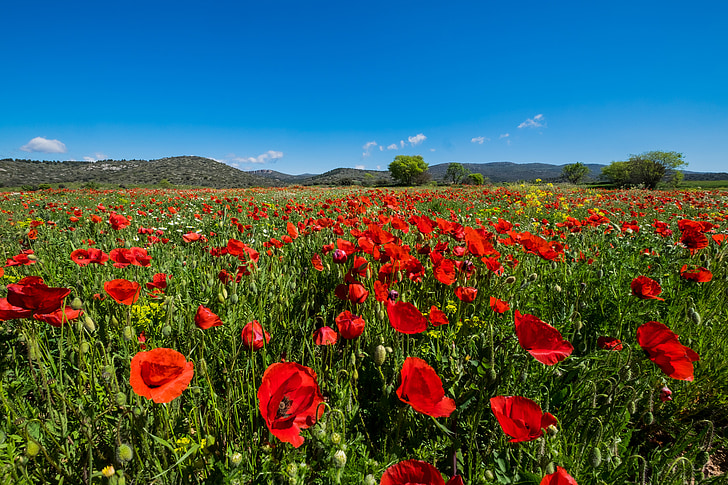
<box><xmin>20</xmin><ymin>136</ymin><xmax>67</xmax><ymax>153</ymax></box>
<box><xmin>408</xmin><ymin>133</ymin><xmax>427</xmax><ymax>146</ymax></box>
<box><xmin>518</xmin><ymin>114</ymin><xmax>545</xmax><ymax>129</ymax></box>
<box><xmin>400</xmin><ymin>140</ymin><xmax>405</xmax><ymax>148</ymax></box>
<box><xmin>83</xmin><ymin>152</ymin><xmax>107</xmax><ymax>162</ymax></box>
<box><xmin>387</xmin><ymin>143</ymin><xmax>398</xmax><ymax>150</ymax></box>
<box><xmin>355</xmin><ymin>164</ymin><xmax>365</xmax><ymax>170</ymax></box>
<box><xmin>362</xmin><ymin>140</ymin><xmax>377</xmax><ymax>158</ymax></box>
<box><xmin>231</xmin><ymin>150</ymin><xmax>284</xmax><ymax>164</ymax></box>
<box><xmin>499</xmin><ymin>133</ymin><xmax>510</xmax><ymax>139</ymax></box>
<box><xmin>471</xmin><ymin>136</ymin><xmax>489</xmax><ymax>144</ymax></box>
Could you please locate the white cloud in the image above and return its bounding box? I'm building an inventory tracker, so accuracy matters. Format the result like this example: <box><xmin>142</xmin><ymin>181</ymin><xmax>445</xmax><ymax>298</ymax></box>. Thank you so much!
<box><xmin>83</xmin><ymin>152</ymin><xmax>107</xmax><ymax>162</ymax></box>
<box><xmin>408</xmin><ymin>133</ymin><xmax>427</xmax><ymax>146</ymax></box>
<box><xmin>429</xmin><ymin>148</ymin><xmax>436</xmax><ymax>152</ymax></box>
<box><xmin>20</xmin><ymin>136</ymin><xmax>67</xmax><ymax>153</ymax></box>
<box><xmin>499</xmin><ymin>133</ymin><xmax>510</xmax><ymax>139</ymax></box>
<box><xmin>518</xmin><ymin>114</ymin><xmax>545</xmax><ymax>129</ymax></box>
<box><xmin>400</xmin><ymin>140</ymin><xmax>405</xmax><ymax>148</ymax></box>
<box><xmin>232</xmin><ymin>150</ymin><xmax>284</xmax><ymax>164</ymax></box>
<box><xmin>355</xmin><ymin>164</ymin><xmax>365</xmax><ymax>170</ymax></box>
<box><xmin>379</xmin><ymin>145</ymin><xmax>384</xmax><ymax>151</ymax></box>
<box><xmin>387</xmin><ymin>143</ymin><xmax>398</xmax><ymax>150</ymax></box>
<box><xmin>362</xmin><ymin>140</ymin><xmax>377</xmax><ymax>158</ymax></box>
<box><xmin>471</xmin><ymin>136</ymin><xmax>489</xmax><ymax>144</ymax></box>
<box><xmin>376</xmin><ymin>165</ymin><xmax>381</xmax><ymax>170</ymax></box>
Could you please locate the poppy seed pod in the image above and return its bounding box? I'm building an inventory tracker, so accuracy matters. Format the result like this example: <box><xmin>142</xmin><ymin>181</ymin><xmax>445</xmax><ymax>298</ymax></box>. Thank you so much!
<box><xmin>505</xmin><ymin>276</ymin><xmax>517</xmax><ymax>285</ymax></box>
<box><xmin>374</xmin><ymin>345</ymin><xmax>387</xmax><ymax>366</ymax></box>
<box><xmin>70</xmin><ymin>297</ymin><xmax>83</xmax><ymax>310</ymax></box>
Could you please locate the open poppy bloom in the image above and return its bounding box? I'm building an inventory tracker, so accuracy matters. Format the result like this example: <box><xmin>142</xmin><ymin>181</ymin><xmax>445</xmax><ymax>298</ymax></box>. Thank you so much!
<box><xmin>397</xmin><ymin>357</ymin><xmax>456</xmax><ymax>418</ymax></box>
<box><xmin>0</xmin><ymin>299</ymin><xmax>33</xmax><ymax>321</ymax></box>
<box><xmin>335</xmin><ymin>310</ymin><xmax>366</xmax><ymax>339</ymax></box>
<box><xmin>679</xmin><ymin>264</ymin><xmax>712</xmax><ymax>282</ymax></box>
<box><xmin>428</xmin><ymin>305</ymin><xmax>449</xmax><ymax>326</ymax></box>
<box><xmin>597</xmin><ymin>336</ymin><xmax>623</xmax><ymax>351</ymax></box>
<box><xmin>7</xmin><ymin>276</ymin><xmax>71</xmax><ymax>314</ymax></box>
<box><xmin>195</xmin><ymin>305</ymin><xmax>223</xmax><ymax>330</ymax></box>
<box><xmin>515</xmin><ymin>310</ymin><xmax>573</xmax><ymax>365</ymax></box>
<box><xmin>381</xmin><ymin>459</ymin><xmax>463</xmax><ymax>485</ymax></box>
<box><xmin>454</xmin><ymin>286</ymin><xmax>477</xmax><ymax>303</ymax></box>
<box><xmin>490</xmin><ymin>296</ymin><xmax>510</xmax><ymax>314</ymax></box>
<box><xmin>129</xmin><ymin>347</ymin><xmax>194</xmax><ymax>403</ymax></box>
<box><xmin>257</xmin><ymin>362</ymin><xmax>324</xmax><ymax>448</ymax></box>
<box><xmin>386</xmin><ymin>300</ymin><xmax>428</xmax><ymax>334</ymax></box>
<box><xmin>70</xmin><ymin>248</ymin><xmax>109</xmax><ymax>266</ymax></box>
<box><xmin>312</xmin><ymin>326</ymin><xmax>338</xmax><ymax>345</ymax></box>
<box><xmin>540</xmin><ymin>466</ymin><xmax>578</xmax><ymax>485</ymax></box>
<box><xmin>490</xmin><ymin>395</ymin><xmax>557</xmax><ymax>443</ymax></box>
<box><xmin>104</xmin><ymin>279</ymin><xmax>141</xmax><ymax>305</ymax></box>
<box><xmin>242</xmin><ymin>320</ymin><xmax>271</xmax><ymax>350</ymax></box>
<box><xmin>637</xmin><ymin>320</ymin><xmax>699</xmax><ymax>381</ymax></box>
<box><xmin>631</xmin><ymin>276</ymin><xmax>664</xmax><ymax>301</ymax></box>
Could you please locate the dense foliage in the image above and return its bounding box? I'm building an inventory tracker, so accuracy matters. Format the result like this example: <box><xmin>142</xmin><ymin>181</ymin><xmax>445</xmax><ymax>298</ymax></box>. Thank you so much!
<box><xmin>0</xmin><ymin>184</ymin><xmax>726</xmax><ymax>484</ymax></box>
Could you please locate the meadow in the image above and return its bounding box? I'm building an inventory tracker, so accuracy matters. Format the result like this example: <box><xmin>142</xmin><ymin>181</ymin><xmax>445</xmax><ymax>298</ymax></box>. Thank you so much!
<box><xmin>0</xmin><ymin>184</ymin><xmax>726</xmax><ymax>484</ymax></box>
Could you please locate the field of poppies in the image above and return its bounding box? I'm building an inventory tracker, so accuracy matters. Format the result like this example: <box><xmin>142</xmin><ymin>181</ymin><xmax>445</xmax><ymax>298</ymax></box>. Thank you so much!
<box><xmin>0</xmin><ymin>183</ymin><xmax>726</xmax><ymax>484</ymax></box>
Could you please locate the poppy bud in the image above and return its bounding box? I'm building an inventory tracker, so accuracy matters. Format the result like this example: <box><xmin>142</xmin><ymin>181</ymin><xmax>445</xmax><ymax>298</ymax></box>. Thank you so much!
<box><xmin>529</xmin><ymin>273</ymin><xmax>538</xmax><ymax>282</ymax></box>
<box><xmin>27</xmin><ymin>254</ymin><xmax>38</xmax><ymax>261</ymax></box>
<box><xmin>543</xmin><ymin>462</ymin><xmax>555</xmax><ymax>475</ymax></box>
<box><xmin>374</xmin><ymin>345</ymin><xmax>387</xmax><ymax>366</ymax></box>
<box><xmin>103</xmin><ymin>364</ymin><xmax>114</xmax><ymax>380</ymax></box>
<box><xmin>112</xmin><ymin>316</ymin><xmax>120</xmax><ymax>326</ymax></box>
<box><xmin>25</xmin><ymin>440</ymin><xmax>41</xmax><ymax>458</ymax></box>
<box><xmin>627</xmin><ymin>401</ymin><xmax>637</xmax><ymax>415</ymax></box>
<box><xmin>643</xmin><ymin>412</ymin><xmax>654</xmax><ymax>425</ymax></box>
<box><xmin>83</xmin><ymin>316</ymin><xmax>96</xmax><ymax>333</ymax></box>
<box><xmin>619</xmin><ymin>367</ymin><xmax>632</xmax><ymax>382</ymax></box>
<box><xmin>205</xmin><ymin>435</ymin><xmax>215</xmax><ymax>448</ymax></box>
<box><xmin>553</xmin><ymin>284</ymin><xmax>562</xmax><ymax>293</ymax></box>
<box><xmin>659</xmin><ymin>386</ymin><xmax>672</xmax><ymax>402</ymax></box>
<box><xmin>70</xmin><ymin>297</ymin><xmax>83</xmax><ymax>310</ymax></box>
<box><xmin>596</xmin><ymin>269</ymin><xmax>604</xmax><ymax>279</ymax></box>
<box><xmin>117</xmin><ymin>443</ymin><xmax>134</xmax><ymax>462</ymax></box>
<box><xmin>690</xmin><ymin>309</ymin><xmax>702</xmax><ymax>325</ymax></box>
<box><xmin>217</xmin><ymin>292</ymin><xmax>225</xmax><ymax>303</ymax></box>
<box><xmin>589</xmin><ymin>446</ymin><xmax>602</xmax><ymax>468</ymax></box>
<box><xmin>162</xmin><ymin>325</ymin><xmax>173</xmax><ymax>337</ymax></box>
<box><xmin>230</xmin><ymin>293</ymin><xmax>239</xmax><ymax>304</ymax></box>
<box><xmin>487</xmin><ymin>368</ymin><xmax>498</xmax><ymax>384</ymax></box>
<box><xmin>363</xmin><ymin>474</ymin><xmax>377</xmax><ymax>485</ymax></box>
<box><xmin>229</xmin><ymin>452</ymin><xmax>243</xmax><ymax>468</ymax></box>
<box><xmin>79</xmin><ymin>342</ymin><xmax>90</xmax><ymax>356</ymax></box>
<box><xmin>350</xmin><ymin>352</ymin><xmax>356</xmax><ymax>367</ymax></box>
<box><xmin>330</xmin><ymin>432</ymin><xmax>342</xmax><ymax>445</ymax></box>
<box><xmin>198</xmin><ymin>358</ymin><xmax>208</xmax><ymax>375</ymax></box>
<box><xmin>123</xmin><ymin>326</ymin><xmax>134</xmax><ymax>341</ymax></box>
<box><xmin>333</xmin><ymin>449</ymin><xmax>347</xmax><ymax>468</ymax></box>
<box><xmin>115</xmin><ymin>392</ymin><xmax>127</xmax><ymax>407</ymax></box>
<box><xmin>132</xmin><ymin>406</ymin><xmax>144</xmax><ymax>418</ymax></box>
<box><xmin>484</xmin><ymin>470</ymin><xmax>495</xmax><ymax>481</ymax></box>
<box><xmin>505</xmin><ymin>276</ymin><xmax>516</xmax><ymax>285</ymax></box>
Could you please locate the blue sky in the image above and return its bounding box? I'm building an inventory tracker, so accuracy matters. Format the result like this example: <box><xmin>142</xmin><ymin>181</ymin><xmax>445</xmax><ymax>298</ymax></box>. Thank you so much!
<box><xmin>2</xmin><ymin>0</ymin><xmax>727</xmax><ymax>174</ymax></box>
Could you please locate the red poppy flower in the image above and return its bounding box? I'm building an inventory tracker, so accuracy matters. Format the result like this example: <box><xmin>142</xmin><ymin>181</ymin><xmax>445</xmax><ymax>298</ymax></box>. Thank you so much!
<box><xmin>146</xmin><ymin>273</ymin><xmax>171</xmax><ymax>291</ymax></box>
<box><xmin>490</xmin><ymin>395</ymin><xmax>557</xmax><ymax>443</ymax></box>
<box><xmin>659</xmin><ymin>386</ymin><xmax>672</xmax><ymax>402</ymax></box>
<box><xmin>433</xmin><ymin>258</ymin><xmax>457</xmax><ymax>286</ymax></box>
<box><xmin>0</xmin><ymin>298</ymin><xmax>33</xmax><ymax>321</ymax></box>
<box><xmin>313</xmin><ymin>326</ymin><xmax>338</xmax><ymax>345</ymax></box>
<box><xmin>454</xmin><ymin>286</ymin><xmax>477</xmax><ymax>303</ymax></box>
<box><xmin>386</xmin><ymin>300</ymin><xmax>428</xmax><ymax>334</ymax></box>
<box><xmin>597</xmin><ymin>336</ymin><xmax>623</xmax><ymax>351</ymax></box>
<box><xmin>182</xmin><ymin>232</ymin><xmax>204</xmax><ymax>242</ymax></box>
<box><xmin>347</xmin><ymin>283</ymin><xmax>369</xmax><ymax>304</ymax></box>
<box><xmin>257</xmin><ymin>362</ymin><xmax>324</xmax><ymax>448</ymax></box>
<box><xmin>679</xmin><ymin>264</ymin><xmax>712</xmax><ymax>282</ymax></box>
<box><xmin>7</xmin><ymin>276</ymin><xmax>71</xmax><ymax>314</ymax></box>
<box><xmin>381</xmin><ymin>459</ymin><xmax>463</xmax><ymax>485</ymax></box>
<box><xmin>311</xmin><ymin>253</ymin><xmax>324</xmax><ymax>271</ymax></box>
<box><xmin>195</xmin><ymin>305</ymin><xmax>223</xmax><ymax>330</ymax></box>
<box><xmin>70</xmin><ymin>248</ymin><xmax>109</xmax><ymax>266</ymax></box>
<box><xmin>680</xmin><ymin>229</ymin><xmax>709</xmax><ymax>255</ymax></box>
<box><xmin>242</xmin><ymin>320</ymin><xmax>271</xmax><ymax>350</ymax></box>
<box><xmin>428</xmin><ymin>305</ymin><xmax>449</xmax><ymax>326</ymax></box>
<box><xmin>335</xmin><ymin>311</ymin><xmax>366</xmax><ymax>339</ymax></box>
<box><xmin>397</xmin><ymin>357</ymin><xmax>456</xmax><ymax>418</ymax></box>
<box><xmin>109</xmin><ymin>213</ymin><xmax>131</xmax><ymax>230</ymax></box>
<box><xmin>631</xmin><ymin>276</ymin><xmax>664</xmax><ymax>301</ymax></box>
<box><xmin>5</xmin><ymin>252</ymin><xmax>36</xmax><ymax>267</ymax></box>
<box><xmin>374</xmin><ymin>280</ymin><xmax>389</xmax><ymax>302</ymax></box>
<box><xmin>332</xmin><ymin>249</ymin><xmax>348</xmax><ymax>264</ymax></box>
<box><xmin>129</xmin><ymin>347</ymin><xmax>194</xmax><ymax>404</ymax></box>
<box><xmin>104</xmin><ymin>279</ymin><xmax>141</xmax><ymax>305</ymax></box>
<box><xmin>490</xmin><ymin>296</ymin><xmax>510</xmax><ymax>314</ymax></box>
<box><xmin>514</xmin><ymin>310</ymin><xmax>573</xmax><ymax>365</ymax></box>
<box><xmin>637</xmin><ymin>321</ymin><xmax>699</xmax><ymax>381</ymax></box>
<box><xmin>540</xmin><ymin>466</ymin><xmax>578</xmax><ymax>485</ymax></box>
<box><xmin>33</xmin><ymin>307</ymin><xmax>83</xmax><ymax>328</ymax></box>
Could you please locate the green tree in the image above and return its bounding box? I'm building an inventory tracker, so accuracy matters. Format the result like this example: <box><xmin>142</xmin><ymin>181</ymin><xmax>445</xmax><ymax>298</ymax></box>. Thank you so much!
<box><xmin>561</xmin><ymin>162</ymin><xmax>590</xmax><ymax>184</ymax></box>
<box><xmin>445</xmin><ymin>162</ymin><xmax>470</xmax><ymax>184</ymax></box>
<box><xmin>388</xmin><ymin>155</ymin><xmax>429</xmax><ymax>185</ymax></box>
<box><xmin>601</xmin><ymin>151</ymin><xmax>686</xmax><ymax>189</ymax></box>
<box><xmin>465</xmin><ymin>173</ymin><xmax>484</xmax><ymax>185</ymax></box>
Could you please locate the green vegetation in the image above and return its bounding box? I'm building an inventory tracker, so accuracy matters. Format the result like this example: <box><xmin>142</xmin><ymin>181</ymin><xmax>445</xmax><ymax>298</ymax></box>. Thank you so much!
<box><xmin>445</xmin><ymin>162</ymin><xmax>470</xmax><ymax>184</ymax></box>
<box><xmin>388</xmin><ymin>155</ymin><xmax>429</xmax><ymax>185</ymax></box>
<box><xmin>561</xmin><ymin>162</ymin><xmax>591</xmax><ymax>184</ymax></box>
<box><xmin>601</xmin><ymin>151</ymin><xmax>687</xmax><ymax>189</ymax></box>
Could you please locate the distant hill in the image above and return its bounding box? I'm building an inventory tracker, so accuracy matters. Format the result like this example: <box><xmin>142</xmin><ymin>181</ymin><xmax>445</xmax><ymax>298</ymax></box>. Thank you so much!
<box><xmin>1</xmin><ymin>156</ymin><xmax>725</xmax><ymax>189</ymax></box>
